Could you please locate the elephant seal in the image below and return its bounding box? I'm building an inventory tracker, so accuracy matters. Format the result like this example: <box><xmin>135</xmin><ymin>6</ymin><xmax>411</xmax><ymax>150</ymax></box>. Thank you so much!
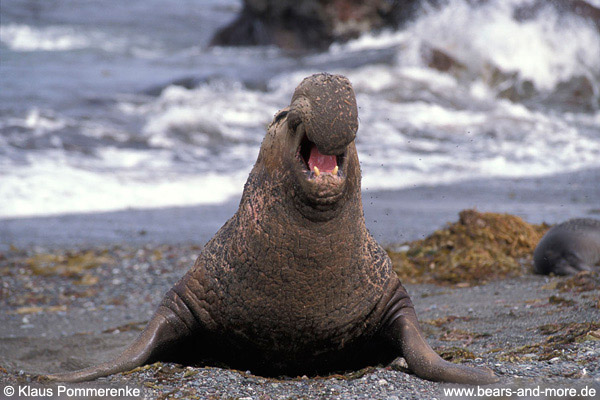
<box><xmin>534</xmin><ymin>218</ymin><xmax>600</xmax><ymax>275</ymax></box>
<box><xmin>46</xmin><ymin>73</ymin><xmax>497</xmax><ymax>384</ymax></box>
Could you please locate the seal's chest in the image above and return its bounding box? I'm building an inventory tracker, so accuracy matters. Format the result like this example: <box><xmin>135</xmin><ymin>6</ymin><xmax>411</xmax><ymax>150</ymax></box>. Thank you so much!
<box><xmin>220</xmin><ymin>267</ymin><xmax>382</xmax><ymax>350</ymax></box>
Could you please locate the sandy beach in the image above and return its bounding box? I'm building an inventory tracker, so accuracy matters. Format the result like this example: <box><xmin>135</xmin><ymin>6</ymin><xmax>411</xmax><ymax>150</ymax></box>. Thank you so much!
<box><xmin>1</xmin><ymin>169</ymin><xmax>599</xmax><ymax>399</ymax></box>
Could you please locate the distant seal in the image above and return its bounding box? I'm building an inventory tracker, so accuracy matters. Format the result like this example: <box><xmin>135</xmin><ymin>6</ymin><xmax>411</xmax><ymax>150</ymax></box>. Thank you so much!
<box><xmin>46</xmin><ymin>73</ymin><xmax>497</xmax><ymax>384</ymax></box>
<box><xmin>534</xmin><ymin>218</ymin><xmax>600</xmax><ymax>275</ymax></box>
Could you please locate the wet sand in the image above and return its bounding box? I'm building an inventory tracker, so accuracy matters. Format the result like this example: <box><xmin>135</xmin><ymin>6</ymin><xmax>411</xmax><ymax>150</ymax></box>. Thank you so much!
<box><xmin>1</xmin><ymin>168</ymin><xmax>599</xmax><ymax>399</ymax></box>
<box><xmin>2</xmin><ymin>167</ymin><xmax>599</xmax><ymax>251</ymax></box>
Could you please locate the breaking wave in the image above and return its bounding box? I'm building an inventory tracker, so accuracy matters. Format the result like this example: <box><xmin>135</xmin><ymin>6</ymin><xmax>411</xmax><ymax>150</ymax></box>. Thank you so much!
<box><xmin>1</xmin><ymin>0</ymin><xmax>599</xmax><ymax>217</ymax></box>
<box><xmin>0</xmin><ymin>23</ymin><xmax>161</xmax><ymax>57</ymax></box>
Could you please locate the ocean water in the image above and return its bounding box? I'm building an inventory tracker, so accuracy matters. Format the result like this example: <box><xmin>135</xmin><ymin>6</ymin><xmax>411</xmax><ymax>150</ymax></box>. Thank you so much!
<box><xmin>1</xmin><ymin>0</ymin><xmax>599</xmax><ymax>218</ymax></box>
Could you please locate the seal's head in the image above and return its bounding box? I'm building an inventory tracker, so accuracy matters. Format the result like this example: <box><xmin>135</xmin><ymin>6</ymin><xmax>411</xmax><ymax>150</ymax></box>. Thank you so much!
<box><xmin>256</xmin><ymin>73</ymin><xmax>360</xmax><ymax>221</ymax></box>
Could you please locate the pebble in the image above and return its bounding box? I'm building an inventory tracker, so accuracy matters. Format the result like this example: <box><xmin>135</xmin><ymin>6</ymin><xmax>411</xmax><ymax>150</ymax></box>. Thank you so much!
<box><xmin>2</xmin><ymin>245</ymin><xmax>599</xmax><ymax>399</ymax></box>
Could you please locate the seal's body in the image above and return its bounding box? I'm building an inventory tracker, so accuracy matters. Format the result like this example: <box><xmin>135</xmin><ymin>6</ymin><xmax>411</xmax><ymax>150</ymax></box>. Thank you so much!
<box><xmin>47</xmin><ymin>74</ymin><xmax>497</xmax><ymax>384</ymax></box>
<box><xmin>534</xmin><ymin>218</ymin><xmax>600</xmax><ymax>275</ymax></box>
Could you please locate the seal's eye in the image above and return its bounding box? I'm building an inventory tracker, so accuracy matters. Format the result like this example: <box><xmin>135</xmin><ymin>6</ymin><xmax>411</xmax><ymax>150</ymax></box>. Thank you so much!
<box><xmin>274</xmin><ymin>110</ymin><xmax>288</xmax><ymax>123</ymax></box>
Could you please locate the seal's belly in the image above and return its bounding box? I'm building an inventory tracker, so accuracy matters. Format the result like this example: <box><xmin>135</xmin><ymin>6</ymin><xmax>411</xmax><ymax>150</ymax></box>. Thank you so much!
<box><xmin>222</xmin><ymin>283</ymin><xmax>381</xmax><ymax>355</ymax></box>
<box><xmin>199</xmin><ymin>310</ymin><xmax>393</xmax><ymax>376</ymax></box>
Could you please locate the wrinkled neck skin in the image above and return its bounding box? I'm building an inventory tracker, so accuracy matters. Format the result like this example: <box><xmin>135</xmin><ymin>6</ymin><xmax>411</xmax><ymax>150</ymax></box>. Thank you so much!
<box><xmin>239</xmin><ymin>116</ymin><xmax>366</xmax><ymax>266</ymax></box>
<box><xmin>207</xmin><ymin>114</ymin><xmax>387</xmax><ymax>347</ymax></box>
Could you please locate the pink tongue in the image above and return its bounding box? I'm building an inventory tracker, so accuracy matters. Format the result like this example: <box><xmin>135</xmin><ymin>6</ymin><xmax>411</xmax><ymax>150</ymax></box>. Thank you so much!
<box><xmin>308</xmin><ymin>145</ymin><xmax>337</xmax><ymax>172</ymax></box>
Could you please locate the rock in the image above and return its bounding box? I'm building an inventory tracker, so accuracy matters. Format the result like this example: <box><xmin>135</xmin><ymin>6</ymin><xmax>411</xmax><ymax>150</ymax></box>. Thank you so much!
<box><xmin>547</xmin><ymin>76</ymin><xmax>599</xmax><ymax>112</ymax></box>
<box><xmin>514</xmin><ymin>0</ymin><xmax>600</xmax><ymax>30</ymax></box>
<box><xmin>421</xmin><ymin>45</ymin><xmax>467</xmax><ymax>74</ymax></box>
<box><xmin>210</xmin><ymin>0</ymin><xmax>423</xmax><ymax>50</ymax></box>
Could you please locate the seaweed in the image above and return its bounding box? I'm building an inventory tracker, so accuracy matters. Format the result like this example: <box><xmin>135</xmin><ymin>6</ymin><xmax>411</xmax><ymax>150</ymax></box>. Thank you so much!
<box><xmin>436</xmin><ymin>347</ymin><xmax>476</xmax><ymax>363</ymax></box>
<box><xmin>548</xmin><ymin>295</ymin><xmax>577</xmax><ymax>307</ymax></box>
<box><xmin>556</xmin><ymin>271</ymin><xmax>600</xmax><ymax>293</ymax></box>
<box><xmin>439</xmin><ymin>329</ymin><xmax>491</xmax><ymax>344</ymax></box>
<box><xmin>423</xmin><ymin>315</ymin><xmax>472</xmax><ymax>327</ymax></box>
<box><xmin>499</xmin><ymin>322</ymin><xmax>600</xmax><ymax>361</ymax></box>
<box><xmin>24</xmin><ymin>249</ymin><xmax>114</xmax><ymax>277</ymax></box>
<box><xmin>9</xmin><ymin>305</ymin><xmax>67</xmax><ymax>315</ymax></box>
<box><xmin>387</xmin><ymin>209</ymin><xmax>549</xmax><ymax>285</ymax></box>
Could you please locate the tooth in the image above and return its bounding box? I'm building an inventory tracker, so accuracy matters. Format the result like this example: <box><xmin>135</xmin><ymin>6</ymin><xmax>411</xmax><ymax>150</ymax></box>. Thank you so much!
<box><xmin>313</xmin><ymin>166</ymin><xmax>320</xmax><ymax>176</ymax></box>
<box><xmin>332</xmin><ymin>165</ymin><xmax>339</xmax><ymax>175</ymax></box>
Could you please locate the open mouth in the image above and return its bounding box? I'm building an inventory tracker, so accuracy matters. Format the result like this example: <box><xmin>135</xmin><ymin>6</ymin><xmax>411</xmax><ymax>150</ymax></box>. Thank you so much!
<box><xmin>297</xmin><ymin>135</ymin><xmax>344</xmax><ymax>179</ymax></box>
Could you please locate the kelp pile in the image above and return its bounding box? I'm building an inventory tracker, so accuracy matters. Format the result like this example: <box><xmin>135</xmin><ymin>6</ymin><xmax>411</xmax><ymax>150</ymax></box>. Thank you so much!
<box><xmin>23</xmin><ymin>249</ymin><xmax>114</xmax><ymax>278</ymax></box>
<box><xmin>387</xmin><ymin>209</ymin><xmax>549</xmax><ymax>285</ymax></box>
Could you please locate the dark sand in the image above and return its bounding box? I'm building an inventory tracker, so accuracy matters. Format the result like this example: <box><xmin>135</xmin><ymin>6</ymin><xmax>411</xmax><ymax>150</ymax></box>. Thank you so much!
<box><xmin>2</xmin><ymin>167</ymin><xmax>599</xmax><ymax>251</ymax></box>
<box><xmin>1</xmin><ymin>168</ymin><xmax>599</xmax><ymax>399</ymax></box>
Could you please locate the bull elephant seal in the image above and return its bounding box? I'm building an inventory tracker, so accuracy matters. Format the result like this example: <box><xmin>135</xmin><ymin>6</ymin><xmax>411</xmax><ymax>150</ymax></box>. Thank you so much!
<box><xmin>534</xmin><ymin>218</ymin><xmax>600</xmax><ymax>275</ymax></box>
<box><xmin>46</xmin><ymin>73</ymin><xmax>497</xmax><ymax>384</ymax></box>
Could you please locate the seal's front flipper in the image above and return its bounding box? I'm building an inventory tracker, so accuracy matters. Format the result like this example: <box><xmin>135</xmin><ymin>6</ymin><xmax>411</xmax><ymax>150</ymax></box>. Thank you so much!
<box><xmin>553</xmin><ymin>257</ymin><xmax>591</xmax><ymax>276</ymax></box>
<box><xmin>45</xmin><ymin>304</ymin><xmax>192</xmax><ymax>383</ymax></box>
<box><xmin>380</xmin><ymin>286</ymin><xmax>498</xmax><ymax>385</ymax></box>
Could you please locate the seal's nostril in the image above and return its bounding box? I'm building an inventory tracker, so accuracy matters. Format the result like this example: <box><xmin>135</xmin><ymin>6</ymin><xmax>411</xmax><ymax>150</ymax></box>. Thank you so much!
<box><xmin>274</xmin><ymin>110</ymin><xmax>288</xmax><ymax>123</ymax></box>
<box><xmin>286</xmin><ymin>109</ymin><xmax>299</xmax><ymax>129</ymax></box>
<box><xmin>295</xmin><ymin>122</ymin><xmax>306</xmax><ymax>138</ymax></box>
<box><xmin>289</xmin><ymin>119</ymin><xmax>300</xmax><ymax>132</ymax></box>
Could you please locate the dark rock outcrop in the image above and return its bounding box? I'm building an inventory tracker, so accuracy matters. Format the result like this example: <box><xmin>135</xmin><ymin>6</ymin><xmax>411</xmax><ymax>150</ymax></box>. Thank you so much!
<box><xmin>210</xmin><ymin>0</ymin><xmax>422</xmax><ymax>50</ymax></box>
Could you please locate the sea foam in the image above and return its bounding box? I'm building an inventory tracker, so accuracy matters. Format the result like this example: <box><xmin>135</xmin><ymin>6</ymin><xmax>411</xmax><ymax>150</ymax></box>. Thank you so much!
<box><xmin>1</xmin><ymin>0</ymin><xmax>599</xmax><ymax>218</ymax></box>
